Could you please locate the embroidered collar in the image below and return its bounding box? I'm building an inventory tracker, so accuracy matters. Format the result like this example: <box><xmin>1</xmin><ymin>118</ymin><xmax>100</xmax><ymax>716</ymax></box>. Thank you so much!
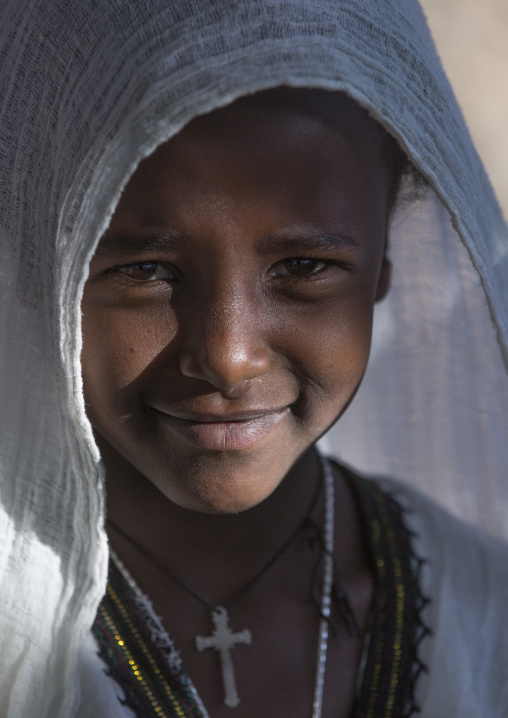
<box><xmin>92</xmin><ymin>469</ymin><xmax>430</xmax><ymax>717</ymax></box>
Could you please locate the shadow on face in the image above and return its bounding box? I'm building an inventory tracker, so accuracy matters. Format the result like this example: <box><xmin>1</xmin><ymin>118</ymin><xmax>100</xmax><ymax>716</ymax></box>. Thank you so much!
<box><xmin>82</xmin><ymin>87</ymin><xmax>394</xmax><ymax>513</ymax></box>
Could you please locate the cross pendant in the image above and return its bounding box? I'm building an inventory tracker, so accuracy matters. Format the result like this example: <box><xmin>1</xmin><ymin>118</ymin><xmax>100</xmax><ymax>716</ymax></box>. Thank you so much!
<box><xmin>195</xmin><ymin>606</ymin><xmax>252</xmax><ymax>708</ymax></box>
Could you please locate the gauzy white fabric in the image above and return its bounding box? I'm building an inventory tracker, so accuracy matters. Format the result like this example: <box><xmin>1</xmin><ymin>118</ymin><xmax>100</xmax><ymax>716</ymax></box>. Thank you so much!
<box><xmin>1</xmin><ymin>0</ymin><xmax>507</xmax><ymax>716</ymax></box>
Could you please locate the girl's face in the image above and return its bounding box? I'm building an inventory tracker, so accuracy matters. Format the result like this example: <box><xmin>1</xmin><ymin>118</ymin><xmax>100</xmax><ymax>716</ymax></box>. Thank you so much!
<box><xmin>82</xmin><ymin>90</ymin><xmax>392</xmax><ymax>514</ymax></box>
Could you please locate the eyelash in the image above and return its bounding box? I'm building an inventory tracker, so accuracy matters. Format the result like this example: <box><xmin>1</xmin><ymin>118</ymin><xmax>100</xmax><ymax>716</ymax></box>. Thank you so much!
<box><xmin>113</xmin><ymin>258</ymin><xmax>331</xmax><ymax>284</ymax></box>
<box><xmin>272</xmin><ymin>258</ymin><xmax>328</xmax><ymax>278</ymax></box>
<box><xmin>115</xmin><ymin>262</ymin><xmax>176</xmax><ymax>282</ymax></box>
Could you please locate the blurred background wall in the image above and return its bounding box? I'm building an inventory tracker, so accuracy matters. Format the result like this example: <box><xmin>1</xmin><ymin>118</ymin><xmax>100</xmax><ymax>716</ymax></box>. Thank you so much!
<box><xmin>420</xmin><ymin>0</ymin><xmax>508</xmax><ymax>219</ymax></box>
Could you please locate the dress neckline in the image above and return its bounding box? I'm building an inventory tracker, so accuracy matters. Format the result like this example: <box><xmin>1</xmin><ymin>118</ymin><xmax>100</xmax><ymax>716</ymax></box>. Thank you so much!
<box><xmin>92</xmin><ymin>465</ymin><xmax>429</xmax><ymax>717</ymax></box>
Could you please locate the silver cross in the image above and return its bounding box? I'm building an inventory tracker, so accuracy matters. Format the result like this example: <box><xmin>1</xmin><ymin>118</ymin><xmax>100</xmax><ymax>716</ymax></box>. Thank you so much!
<box><xmin>195</xmin><ymin>606</ymin><xmax>251</xmax><ymax>708</ymax></box>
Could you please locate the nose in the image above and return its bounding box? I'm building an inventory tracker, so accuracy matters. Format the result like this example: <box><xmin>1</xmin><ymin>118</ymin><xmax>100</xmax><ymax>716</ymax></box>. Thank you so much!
<box><xmin>178</xmin><ymin>288</ymin><xmax>271</xmax><ymax>396</ymax></box>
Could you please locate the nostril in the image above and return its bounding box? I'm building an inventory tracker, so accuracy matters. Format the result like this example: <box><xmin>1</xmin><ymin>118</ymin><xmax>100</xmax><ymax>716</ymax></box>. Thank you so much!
<box><xmin>179</xmin><ymin>349</ymin><xmax>267</xmax><ymax>394</ymax></box>
<box><xmin>179</xmin><ymin>328</ymin><xmax>271</xmax><ymax>392</ymax></box>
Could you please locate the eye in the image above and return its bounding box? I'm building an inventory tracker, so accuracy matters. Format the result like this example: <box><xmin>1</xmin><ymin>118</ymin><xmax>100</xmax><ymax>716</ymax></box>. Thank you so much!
<box><xmin>274</xmin><ymin>258</ymin><xmax>327</xmax><ymax>277</ymax></box>
<box><xmin>117</xmin><ymin>262</ymin><xmax>174</xmax><ymax>281</ymax></box>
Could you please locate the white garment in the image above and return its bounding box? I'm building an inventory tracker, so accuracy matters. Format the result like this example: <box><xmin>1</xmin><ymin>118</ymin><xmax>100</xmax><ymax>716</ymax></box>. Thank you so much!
<box><xmin>1</xmin><ymin>0</ymin><xmax>507</xmax><ymax>716</ymax></box>
<box><xmin>77</xmin><ymin>479</ymin><xmax>508</xmax><ymax>717</ymax></box>
<box><xmin>390</xmin><ymin>479</ymin><xmax>508</xmax><ymax>716</ymax></box>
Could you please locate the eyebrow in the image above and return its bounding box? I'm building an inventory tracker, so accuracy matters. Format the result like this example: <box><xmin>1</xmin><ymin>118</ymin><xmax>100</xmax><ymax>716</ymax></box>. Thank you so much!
<box><xmin>94</xmin><ymin>229</ymin><xmax>359</xmax><ymax>257</ymax></box>
<box><xmin>93</xmin><ymin>230</ymin><xmax>185</xmax><ymax>257</ymax></box>
<box><xmin>258</xmin><ymin>232</ymin><xmax>360</xmax><ymax>254</ymax></box>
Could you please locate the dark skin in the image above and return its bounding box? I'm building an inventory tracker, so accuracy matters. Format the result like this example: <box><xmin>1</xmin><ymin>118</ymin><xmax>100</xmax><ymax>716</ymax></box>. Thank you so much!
<box><xmin>82</xmin><ymin>89</ymin><xmax>393</xmax><ymax>717</ymax></box>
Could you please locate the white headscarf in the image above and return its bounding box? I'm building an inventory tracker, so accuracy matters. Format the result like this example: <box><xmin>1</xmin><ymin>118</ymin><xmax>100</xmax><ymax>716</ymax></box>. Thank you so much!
<box><xmin>1</xmin><ymin>1</ymin><xmax>507</xmax><ymax>715</ymax></box>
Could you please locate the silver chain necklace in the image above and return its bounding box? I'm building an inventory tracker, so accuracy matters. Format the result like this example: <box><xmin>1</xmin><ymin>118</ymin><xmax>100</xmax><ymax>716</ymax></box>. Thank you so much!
<box><xmin>192</xmin><ymin>457</ymin><xmax>335</xmax><ymax>716</ymax></box>
<box><xmin>312</xmin><ymin>456</ymin><xmax>334</xmax><ymax>718</ymax></box>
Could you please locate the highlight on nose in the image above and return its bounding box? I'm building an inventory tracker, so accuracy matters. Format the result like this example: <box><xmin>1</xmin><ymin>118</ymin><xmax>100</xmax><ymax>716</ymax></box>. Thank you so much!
<box><xmin>179</xmin><ymin>324</ymin><xmax>271</xmax><ymax>395</ymax></box>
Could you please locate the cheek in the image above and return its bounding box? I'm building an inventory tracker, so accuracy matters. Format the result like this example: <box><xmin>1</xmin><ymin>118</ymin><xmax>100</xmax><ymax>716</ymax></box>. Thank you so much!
<box><xmin>81</xmin><ymin>300</ymin><xmax>177</xmax><ymax>412</ymax></box>
<box><xmin>275</xmin><ymin>294</ymin><xmax>374</xmax><ymax>414</ymax></box>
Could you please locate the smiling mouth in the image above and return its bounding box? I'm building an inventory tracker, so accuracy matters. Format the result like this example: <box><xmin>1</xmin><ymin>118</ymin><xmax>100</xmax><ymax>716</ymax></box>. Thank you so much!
<box><xmin>152</xmin><ymin>407</ymin><xmax>290</xmax><ymax>451</ymax></box>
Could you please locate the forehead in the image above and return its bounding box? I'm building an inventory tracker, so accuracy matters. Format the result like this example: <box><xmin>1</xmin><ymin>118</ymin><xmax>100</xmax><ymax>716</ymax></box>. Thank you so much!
<box><xmin>178</xmin><ymin>87</ymin><xmax>387</xmax><ymax>152</ymax></box>
<box><xmin>143</xmin><ymin>88</ymin><xmax>388</xmax><ymax>175</ymax></box>
<box><xmin>109</xmin><ymin>88</ymin><xmax>392</xmax><ymax>232</ymax></box>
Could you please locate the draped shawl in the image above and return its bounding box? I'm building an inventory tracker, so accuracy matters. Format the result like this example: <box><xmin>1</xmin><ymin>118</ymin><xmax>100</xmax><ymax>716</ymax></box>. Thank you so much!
<box><xmin>1</xmin><ymin>1</ymin><xmax>507</xmax><ymax>715</ymax></box>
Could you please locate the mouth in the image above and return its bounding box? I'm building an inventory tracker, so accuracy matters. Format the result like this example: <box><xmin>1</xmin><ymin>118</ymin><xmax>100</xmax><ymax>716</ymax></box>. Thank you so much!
<box><xmin>152</xmin><ymin>406</ymin><xmax>291</xmax><ymax>451</ymax></box>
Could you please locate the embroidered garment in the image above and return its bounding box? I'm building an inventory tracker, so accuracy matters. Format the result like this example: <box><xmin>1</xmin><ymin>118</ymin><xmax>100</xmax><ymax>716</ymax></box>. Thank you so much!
<box><xmin>1</xmin><ymin>1</ymin><xmax>508</xmax><ymax>716</ymax></box>
<box><xmin>83</xmin><ymin>479</ymin><xmax>508</xmax><ymax>718</ymax></box>
<box><xmin>92</xmin><ymin>474</ymin><xmax>427</xmax><ymax>718</ymax></box>
<box><xmin>94</xmin><ymin>556</ymin><xmax>207</xmax><ymax>718</ymax></box>
<box><xmin>85</xmin><ymin>473</ymin><xmax>508</xmax><ymax>717</ymax></box>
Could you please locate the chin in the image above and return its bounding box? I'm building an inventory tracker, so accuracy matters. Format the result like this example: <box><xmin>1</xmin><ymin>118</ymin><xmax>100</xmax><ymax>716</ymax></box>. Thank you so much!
<box><xmin>184</xmin><ymin>494</ymin><xmax>262</xmax><ymax>515</ymax></box>
<box><xmin>164</xmin><ymin>459</ymin><xmax>284</xmax><ymax>515</ymax></box>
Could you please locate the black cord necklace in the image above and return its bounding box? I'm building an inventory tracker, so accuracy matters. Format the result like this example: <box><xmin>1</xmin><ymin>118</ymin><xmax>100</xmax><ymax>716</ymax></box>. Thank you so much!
<box><xmin>107</xmin><ymin>470</ymin><xmax>324</xmax><ymax>708</ymax></box>
<box><xmin>107</xmin><ymin>470</ymin><xmax>322</xmax><ymax>612</ymax></box>
<box><xmin>106</xmin><ymin>460</ymin><xmax>360</xmax><ymax>711</ymax></box>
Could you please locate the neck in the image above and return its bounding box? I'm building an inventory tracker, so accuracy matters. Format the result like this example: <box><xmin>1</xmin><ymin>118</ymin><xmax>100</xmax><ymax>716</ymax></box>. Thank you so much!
<box><xmin>102</xmin><ymin>440</ymin><xmax>322</xmax><ymax>604</ymax></box>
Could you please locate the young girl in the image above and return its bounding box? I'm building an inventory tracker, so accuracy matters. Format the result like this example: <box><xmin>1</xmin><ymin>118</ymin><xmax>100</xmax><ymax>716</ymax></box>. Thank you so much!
<box><xmin>1</xmin><ymin>1</ymin><xmax>508</xmax><ymax>717</ymax></box>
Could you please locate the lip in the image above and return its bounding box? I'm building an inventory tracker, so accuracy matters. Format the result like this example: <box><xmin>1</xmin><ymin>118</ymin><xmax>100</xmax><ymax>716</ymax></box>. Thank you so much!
<box><xmin>152</xmin><ymin>406</ymin><xmax>290</xmax><ymax>450</ymax></box>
